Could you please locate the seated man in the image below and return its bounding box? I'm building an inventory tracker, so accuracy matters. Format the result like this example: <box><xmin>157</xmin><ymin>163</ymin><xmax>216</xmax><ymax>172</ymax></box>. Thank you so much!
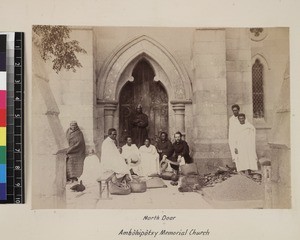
<box><xmin>100</xmin><ymin>128</ymin><xmax>131</xmax><ymax>180</ymax></box>
<box><xmin>156</xmin><ymin>132</ymin><xmax>174</xmax><ymax>162</ymax></box>
<box><xmin>121</xmin><ymin>136</ymin><xmax>141</xmax><ymax>176</ymax></box>
<box><xmin>171</xmin><ymin>131</ymin><xmax>192</xmax><ymax>172</ymax></box>
<box><xmin>139</xmin><ymin>138</ymin><xmax>160</xmax><ymax>177</ymax></box>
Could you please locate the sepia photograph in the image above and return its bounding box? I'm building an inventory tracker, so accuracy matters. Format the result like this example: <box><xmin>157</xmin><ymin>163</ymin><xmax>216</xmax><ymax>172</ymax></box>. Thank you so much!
<box><xmin>31</xmin><ymin>25</ymin><xmax>290</xmax><ymax>209</ymax></box>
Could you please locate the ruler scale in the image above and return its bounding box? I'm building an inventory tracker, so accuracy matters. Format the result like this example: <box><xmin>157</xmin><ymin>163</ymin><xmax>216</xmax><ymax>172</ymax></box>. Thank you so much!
<box><xmin>0</xmin><ymin>32</ymin><xmax>24</xmax><ymax>204</ymax></box>
<box><xmin>0</xmin><ymin>34</ymin><xmax>7</xmax><ymax>201</ymax></box>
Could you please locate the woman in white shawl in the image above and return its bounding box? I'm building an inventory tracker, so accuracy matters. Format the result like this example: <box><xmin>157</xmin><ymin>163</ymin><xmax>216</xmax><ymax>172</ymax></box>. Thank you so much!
<box><xmin>139</xmin><ymin>138</ymin><xmax>160</xmax><ymax>177</ymax></box>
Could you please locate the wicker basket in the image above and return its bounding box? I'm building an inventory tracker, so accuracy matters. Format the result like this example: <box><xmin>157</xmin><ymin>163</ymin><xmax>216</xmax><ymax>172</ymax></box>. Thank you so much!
<box><xmin>161</xmin><ymin>171</ymin><xmax>173</xmax><ymax>180</ymax></box>
<box><xmin>109</xmin><ymin>181</ymin><xmax>131</xmax><ymax>195</ymax></box>
<box><xmin>130</xmin><ymin>181</ymin><xmax>147</xmax><ymax>193</ymax></box>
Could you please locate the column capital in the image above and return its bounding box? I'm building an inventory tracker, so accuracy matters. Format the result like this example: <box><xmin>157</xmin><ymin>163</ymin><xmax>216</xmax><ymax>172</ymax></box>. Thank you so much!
<box><xmin>171</xmin><ymin>100</ymin><xmax>191</xmax><ymax>114</ymax></box>
<box><xmin>170</xmin><ymin>100</ymin><xmax>192</xmax><ymax>105</ymax></box>
<box><xmin>97</xmin><ymin>99</ymin><xmax>118</xmax><ymax>106</ymax></box>
<box><xmin>97</xmin><ymin>100</ymin><xmax>118</xmax><ymax>117</ymax></box>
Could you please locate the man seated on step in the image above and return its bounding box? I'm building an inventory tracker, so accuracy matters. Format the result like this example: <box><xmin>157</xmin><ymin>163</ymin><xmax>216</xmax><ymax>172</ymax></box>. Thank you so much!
<box><xmin>100</xmin><ymin>128</ymin><xmax>132</xmax><ymax>182</ymax></box>
<box><xmin>160</xmin><ymin>131</ymin><xmax>192</xmax><ymax>174</ymax></box>
<box><xmin>171</xmin><ymin>131</ymin><xmax>192</xmax><ymax>173</ymax></box>
<box><xmin>121</xmin><ymin>136</ymin><xmax>141</xmax><ymax>176</ymax></box>
<box><xmin>156</xmin><ymin>131</ymin><xmax>174</xmax><ymax>163</ymax></box>
<box><xmin>139</xmin><ymin>138</ymin><xmax>160</xmax><ymax>177</ymax></box>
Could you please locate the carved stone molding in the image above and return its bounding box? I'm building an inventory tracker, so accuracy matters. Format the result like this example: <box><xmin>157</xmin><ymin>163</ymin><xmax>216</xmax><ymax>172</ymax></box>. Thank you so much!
<box><xmin>97</xmin><ymin>35</ymin><xmax>192</xmax><ymax>102</ymax></box>
<box><xmin>171</xmin><ymin>100</ymin><xmax>192</xmax><ymax>135</ymax></box>
<box><xmin>250</xmin><ymin>28</ymin><xmax>268</xmax><ymax>41</ymax></box>
<box><xmin>103</xmin><ymin>102</ymin><xmax>118</xmax><ymax>116</ymax></box>
<box><xmin>98</xmin><ymin>100</ymin><xmax>118</xmax><ymax>134</ymax></box>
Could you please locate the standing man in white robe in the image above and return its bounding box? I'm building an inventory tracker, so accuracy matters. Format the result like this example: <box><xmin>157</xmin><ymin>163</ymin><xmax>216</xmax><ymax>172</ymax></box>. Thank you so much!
<box><xmin>234</xmin><ymin>113</ymin><xmax>258</xmax><ymax>174</ymax></box>
<box><xmin>228</xmin><ymin>104</ymin><xmax>241</xmax><ymax>163</ymax></box>
<box><xmin>100</xmin><ymin>128</ymin><xmax>131</xmax><ymax>179</ymax></box>
<box><xmin>139</xmin><ymin>138</ymin><xmax>160</xmax><ymax>177</ymax></box>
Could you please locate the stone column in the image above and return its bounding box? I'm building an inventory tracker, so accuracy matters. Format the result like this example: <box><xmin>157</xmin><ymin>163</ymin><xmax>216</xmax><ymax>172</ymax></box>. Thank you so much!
<box><xmin>171</xmin><ymin>100</ymin><xmax>191</xmax><ymax>137</ymax></box>
<box><xmin>103</xmin><ymin>101</ymin><xmax>118</xmax><ymax>136</ymax></box>
<box><xmin>192</xmin><ymin>28</ymin><xmax>230</xmax><ymax>173</ymax></box>
<box><xmin>268</xmin><ymin>62</ymin><xmax>291</xmax><ymax>208</ymax></box>
<box><xmin>225</xmin><ymin>28</ymin><xmax>252</xmax><ymax>119</ymax></box>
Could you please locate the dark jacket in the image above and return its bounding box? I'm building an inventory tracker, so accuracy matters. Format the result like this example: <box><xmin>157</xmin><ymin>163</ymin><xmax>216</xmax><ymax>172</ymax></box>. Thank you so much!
<box><xmin>156</xmin><ymin>139</ymin><xmax>174</xmax><ymax>161</ymax></box>
<box><xmin>130</xmin><ymin>112</ymin><xmax>148</xmax><ymax>148</ymax></box>
<box><xmin>172</xmin><ymin>140</ymin><xmax>192</xmax><ymax>164</ymax></box>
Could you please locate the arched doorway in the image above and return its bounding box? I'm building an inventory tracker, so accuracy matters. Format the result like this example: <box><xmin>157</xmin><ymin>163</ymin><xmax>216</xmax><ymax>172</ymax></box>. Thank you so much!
<box><xmin>119</xmin><ymin>59</ymin><xmax>168</xmax><ymax>145</ymax></box>
<box><xmin>97</xmin><ymin>35</ymin><xmax>193</xmax><ymax>148</ymax></box>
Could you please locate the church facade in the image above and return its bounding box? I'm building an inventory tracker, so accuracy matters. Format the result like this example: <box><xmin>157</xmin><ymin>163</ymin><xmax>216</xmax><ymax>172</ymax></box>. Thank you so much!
<box><xmin>32</xmin><ymin>27</ymin><xmax>290</xmax><ymax>208</ymax></box>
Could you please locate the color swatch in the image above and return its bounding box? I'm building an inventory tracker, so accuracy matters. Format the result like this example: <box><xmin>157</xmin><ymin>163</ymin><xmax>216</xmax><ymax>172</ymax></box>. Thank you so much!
<box><xmin>0</xmin><ymin>32</ymin><xmax>24</xmax><ymax>204</ymax></box>
<box><xmin>0</xmin><ymin>34</ymin><xmax>7</xmax><ymax>200</ymax></box>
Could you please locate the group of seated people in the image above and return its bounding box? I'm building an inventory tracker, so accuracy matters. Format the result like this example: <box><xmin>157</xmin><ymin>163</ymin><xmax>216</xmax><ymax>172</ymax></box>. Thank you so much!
<box><xmin>99</xmin><ymin>128</ymin><xmax>192</xmax><ymax>180</ymax></box>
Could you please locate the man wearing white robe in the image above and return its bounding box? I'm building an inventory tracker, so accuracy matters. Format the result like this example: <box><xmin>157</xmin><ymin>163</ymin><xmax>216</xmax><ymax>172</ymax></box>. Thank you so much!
<box><xmin>234</xmin><ymin>114</ymin><xmax>258</xmax><ymax>173</ymax></box>
<box><xmin>79</xmin><ymin>152</ymin><xmax>101</xmax><ymax>187</ymax></box>
<box><xmin>228</xmin><ymin>104</ymin><xmax>241</xmax><ymax>162</ymax></box>
<box><xmin>121</xmin><ymin>137</ymin><xmax>141</xmax><ymax>175</ymax></box>
<box><xmin>100</xmin><ymin>128</ymin><xmax>131</xmax><ymax>179</ymax></box>
<box><xmin>139</xmin><ymin>138</ymin><xmax>160</xmax><ymax>177</ymax></box>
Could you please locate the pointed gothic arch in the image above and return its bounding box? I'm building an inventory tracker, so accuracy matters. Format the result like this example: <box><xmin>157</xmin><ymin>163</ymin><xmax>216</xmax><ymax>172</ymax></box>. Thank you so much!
<box><xmin>97</xmin><ymin>35</ymin><xmax>192</xmax><ymax>101</ymax></box>
<box><xmin>97</xmin><ymin>35</ymin><xmax>193</xmax><ymax>136</ymax></box>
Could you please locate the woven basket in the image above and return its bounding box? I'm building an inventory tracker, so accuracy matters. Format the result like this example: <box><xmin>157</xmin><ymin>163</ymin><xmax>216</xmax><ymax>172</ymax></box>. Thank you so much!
<box><xmin>161</xmin><ymin>171</ymin><xmax>173</xmax><ymax>180</ymax></box>
<box><xmin>130</xmin><ymin>181</ymin><xmax>147</xmax><ymax>193</ymax></box>
<box><xmin>109</xmin><ymin>181</ymin><xmax>131</xmax><ymax>195</ymax></box>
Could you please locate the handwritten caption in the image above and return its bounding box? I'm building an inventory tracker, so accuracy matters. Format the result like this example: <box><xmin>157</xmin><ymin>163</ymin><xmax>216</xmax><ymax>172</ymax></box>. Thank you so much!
<box><xmin>117</xmin><ymin>215</ymin><xmax>210</xmax><ymax>238</ymax></box>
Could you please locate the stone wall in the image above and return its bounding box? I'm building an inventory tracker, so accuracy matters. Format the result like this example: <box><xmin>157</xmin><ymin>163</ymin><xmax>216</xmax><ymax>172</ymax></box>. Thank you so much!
<box><xmin>191</xmin><ymin>29</ymin><xmax>231</xmax><ymax>174</ymax></box>
<box><xmin>225</xmin><ymin>28</ymin><xmax>289</xmax><ymax>159</ymax></box>
<box><xmin>226</xmin><ymin>28</ymin><xmax>253</xmax><ymax>119</ymax></box>
<box><xmin>251</xmin><ymin>28</ymin><xmax>290</xmax><ymax>158</ymax></box>
<box><xmin>93</xmin><ymin>27</ymin><xmax>289</xmax><ymax>172</ymax></box>
<box><xmin>93</xmin><ymin>27</ymin><xmax>196</xmax><ymax>154</ymax></box>
<box><xmin>32</xmin><ymin>28</ymin><xmax>94</xmax><ymax>208</ymax></box>
<box><xmin>269</xmin><ymin>62</ymin><xmax>290</xmax><ymax>208</ymax></box>
<box><xmin>51</xmin><ymin>28</ymin><xmax>95</xmax><ymax>153</ymax></box>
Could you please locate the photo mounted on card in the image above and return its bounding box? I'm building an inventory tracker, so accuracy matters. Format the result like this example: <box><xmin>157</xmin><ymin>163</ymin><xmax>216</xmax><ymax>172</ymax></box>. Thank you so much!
<box><xmin>31</xmin><ymin>25</ymin><xmax>290</xmax><ymax>209</ymax></box>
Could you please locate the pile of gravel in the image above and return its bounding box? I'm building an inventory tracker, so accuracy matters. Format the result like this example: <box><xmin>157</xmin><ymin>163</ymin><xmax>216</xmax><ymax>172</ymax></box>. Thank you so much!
<box><xmin>203</xmin><ymin>174</ymin><xmax>264</xmax><ymax>201</ymax></box>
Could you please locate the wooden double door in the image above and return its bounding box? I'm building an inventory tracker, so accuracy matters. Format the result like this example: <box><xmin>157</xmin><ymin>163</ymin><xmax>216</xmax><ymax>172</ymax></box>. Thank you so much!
<box><xmin>119</xmin><ymin>59</ymin><xmax>168</xmax><ymax>145</ymax></box>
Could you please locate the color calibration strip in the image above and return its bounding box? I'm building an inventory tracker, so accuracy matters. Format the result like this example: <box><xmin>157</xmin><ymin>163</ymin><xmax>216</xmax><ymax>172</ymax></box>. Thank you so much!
<box><xmin>0</xmin><ymin>34</ymin><xmax>7</xmax><ymax>200</ymax></box>
<box><xmin>0</xmin><ymin>32</ymin><xmax>24</xmax><ymax>204</ymax></box>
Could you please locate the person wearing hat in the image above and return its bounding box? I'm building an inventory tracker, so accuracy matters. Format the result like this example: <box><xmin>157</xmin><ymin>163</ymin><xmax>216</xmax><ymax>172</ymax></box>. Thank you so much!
<box><xmin>130</xmin><ymin>104</ymin><xmax>149</xmax><ymax>148</ymax></box>
<box><xmin>66</xmin><ymin>121</ymin><xmax>86</xmax><ymax>183</ymax></box>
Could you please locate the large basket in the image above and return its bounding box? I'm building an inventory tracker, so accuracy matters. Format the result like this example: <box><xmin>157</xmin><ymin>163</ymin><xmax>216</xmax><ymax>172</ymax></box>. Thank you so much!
<box><xmin>109</xmin><ymin>181</ymin><xmax>131</xmax><ymax>195</ymax></box>
<box><xmin>161</xmin><ymin>171</ymin><xmax>174</xmax><ymax>180</ymax></box>
<box><xmin>130</xmin><ymin>181</ymin><xmax>147</xmax><ymax>193</ymax></box>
